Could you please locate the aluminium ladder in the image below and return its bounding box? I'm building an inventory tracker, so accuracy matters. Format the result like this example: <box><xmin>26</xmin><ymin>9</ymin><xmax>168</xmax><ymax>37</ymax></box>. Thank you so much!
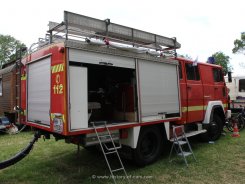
<box><xmin>92</xmin><ymin>122</ymin><xmax>129</xmax><ymax>184</ymax></box>
<box><xmin>15</xmin><ymin>47</ymin><xmax>27</xmax><ymax>124</ymax></box>
<box><xmin>169</xmin><ymin>125</ymin><xmax>197</xmax><ymax>167</ymax></box>
<box><xmin>15</xmin><ymin>49</ymin><xmax>23</xmax><ymax>124</ymax></box>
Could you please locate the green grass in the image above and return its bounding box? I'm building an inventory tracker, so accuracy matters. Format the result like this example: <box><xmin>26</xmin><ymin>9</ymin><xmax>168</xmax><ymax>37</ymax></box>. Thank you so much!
<box><xmin>1</xmin><ymin>130</ymin><xmax>245</xmax><ymax>184</ymax></box>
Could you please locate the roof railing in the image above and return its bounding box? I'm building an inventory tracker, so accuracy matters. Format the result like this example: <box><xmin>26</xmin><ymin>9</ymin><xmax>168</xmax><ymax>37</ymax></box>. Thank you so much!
<box><xmin>50</xmin><ymin>11</ymin><xmax>180</xmax><ymax>49</ymax></box>
<box><xmin>30</xmin><ymin>11</ymin><xmax>181</xmax><ymax>56</ymax></box>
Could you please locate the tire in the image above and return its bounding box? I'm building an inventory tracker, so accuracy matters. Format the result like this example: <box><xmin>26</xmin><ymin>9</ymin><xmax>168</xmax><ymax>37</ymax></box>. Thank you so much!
<box><xmin>200</xmin><ymin>114</ymin><xmax>223</xmax><ymax>142</ymax></box>
<box><xmin>133</xmin><ymin>126</ymin><xmax>163</xmax><ymax>166</ymax></box>
<box><xmin>83</xmin><ymin>145</ymin><xmax>99</xmax><ymax>152</ymax></box>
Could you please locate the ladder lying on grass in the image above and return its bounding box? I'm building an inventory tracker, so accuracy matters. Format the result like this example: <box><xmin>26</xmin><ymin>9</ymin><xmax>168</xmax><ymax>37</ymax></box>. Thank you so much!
<box><xmin>92</xmin><ymin>122</ymin><xmax>129</xmax><ymax>184</ymax></box>
<box><xmin>169</xmin><ymin>125</ymin><xmax>197</xmax><ymax>167</ymax></box>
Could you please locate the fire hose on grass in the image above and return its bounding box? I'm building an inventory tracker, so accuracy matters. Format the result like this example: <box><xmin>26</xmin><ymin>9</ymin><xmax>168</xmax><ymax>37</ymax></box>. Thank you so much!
<box><xmin>0</xmin><ymin>132</ymin><xmax>40</xmax><ymax>170</ymax></box>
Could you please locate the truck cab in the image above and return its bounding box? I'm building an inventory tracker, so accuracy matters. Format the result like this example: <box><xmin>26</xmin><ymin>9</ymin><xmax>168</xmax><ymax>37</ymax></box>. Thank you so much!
<box><xmin>177</xmin><ymin>57</ymin><xmax>228</xmax><ymax>140</ymax></box>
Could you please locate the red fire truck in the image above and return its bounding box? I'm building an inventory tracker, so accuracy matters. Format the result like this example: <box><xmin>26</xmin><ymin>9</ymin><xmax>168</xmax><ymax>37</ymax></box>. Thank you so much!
<box><xmin>18</xmin><ymin>11</ymin><xmax>229</xmax><ymax>166</ymax></box>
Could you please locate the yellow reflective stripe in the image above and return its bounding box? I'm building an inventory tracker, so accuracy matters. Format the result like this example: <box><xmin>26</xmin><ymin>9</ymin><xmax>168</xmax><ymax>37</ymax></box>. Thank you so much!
<box><xmin>182</xmin><ymin>103</ymin><xmax>228</xmax><ymax>113</ymax></box>
<box><xmin>182</xmin><ymin>107</ymin><xmax>188</xmax><ymax>113</ymax></box>
<box><xmin>21</xmin><ymin>110</ymin><xmax>27</xmax><ymax>116</ymax></box>
<box><xmin>50</xmin><ymin>113</ymin><xmax>65</xmax><ymax>122</ymax></box>
<box><xmin>50</xmin><ymin>113</ymin><xmax>56</xmax><ymax>121</ymax></box>
<box><xmin>188</xmin><ymin>106</ymin><xmax>204</xmax><ymax>112</ymax></box>
<box><xmin>182</xmin><ymin>105</ymin><xmax>204</xmax><ymax>112</ymax></box>
<box><xmin>21</xmin><ymin>75</ymin><xmax>26</xmax><ymax>80</ymax></box>
<box><xmin>52</xmin><ymin>64</ymin><xmax>64</xmax><ymax>73</ymax></box>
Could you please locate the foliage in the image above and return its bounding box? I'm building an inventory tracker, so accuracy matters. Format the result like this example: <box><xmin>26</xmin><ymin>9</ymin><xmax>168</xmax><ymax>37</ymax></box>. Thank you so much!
<box><xmin>0</xmin><ymin>34</ymin><xmax>26</xmax><ymax>68</ymax></box>
<box><xmin>232</xmin><ymin>32</ymin><xmax>245</xmax><ymax>54</ymax></box>
<box><xmin>211</xmin><ymin>52</ymin><xmax>232</xmax><ymax>75</ymax></box>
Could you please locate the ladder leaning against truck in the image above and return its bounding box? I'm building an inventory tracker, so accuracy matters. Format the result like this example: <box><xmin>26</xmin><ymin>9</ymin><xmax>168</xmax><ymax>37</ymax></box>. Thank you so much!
<box><xmin>7</xmin><ymin>11</ymin><xmax>231</xmax><ymax>167</ymax></box>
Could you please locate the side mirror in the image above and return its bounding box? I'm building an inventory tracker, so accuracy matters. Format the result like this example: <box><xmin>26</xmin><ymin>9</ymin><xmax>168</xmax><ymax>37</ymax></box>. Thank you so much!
<box><xmin>228</xmin><ymin>71</ymin><xmax>232</xmax><ymax>83</ymax></box>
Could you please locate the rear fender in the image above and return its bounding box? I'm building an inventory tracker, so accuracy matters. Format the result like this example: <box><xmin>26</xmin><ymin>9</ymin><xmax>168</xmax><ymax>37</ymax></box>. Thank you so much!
<box><xmin>121</xmin><ymin>126</ymin><xmax>141</xmax><ymax>148</ymax></box>
<box><xmin>120</xmin><ymin>122</ymin><xmax>170</xmax><ymax>148</ymax></box>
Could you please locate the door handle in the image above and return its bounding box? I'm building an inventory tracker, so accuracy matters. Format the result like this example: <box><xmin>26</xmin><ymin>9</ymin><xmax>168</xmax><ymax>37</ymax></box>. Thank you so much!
<box><xmin>187</xmin><ymin>85</ymin><xmax>192</xmax><ymax>89</ymax></box>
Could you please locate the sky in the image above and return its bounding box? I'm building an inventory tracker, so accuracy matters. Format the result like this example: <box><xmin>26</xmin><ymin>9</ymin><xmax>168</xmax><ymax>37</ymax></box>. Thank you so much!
<box><xmin>1</xmin><ymin>0</ymin><xmax>245</xmax><ymax>75</ymax></box>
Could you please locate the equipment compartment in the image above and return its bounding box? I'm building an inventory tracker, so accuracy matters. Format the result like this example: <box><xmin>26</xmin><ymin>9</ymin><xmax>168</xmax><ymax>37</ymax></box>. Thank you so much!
<box><xmin>69</xmin><ymin>59</ymin><xmax>138</xmax><ymax>130</ymax></box>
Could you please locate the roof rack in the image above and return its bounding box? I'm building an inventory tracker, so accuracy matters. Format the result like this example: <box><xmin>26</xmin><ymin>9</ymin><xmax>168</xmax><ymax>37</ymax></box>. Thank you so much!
<box><xmin>48</xmin><ymin>11</ymin><xmax>180</xmax><ymax>51</ymax></box>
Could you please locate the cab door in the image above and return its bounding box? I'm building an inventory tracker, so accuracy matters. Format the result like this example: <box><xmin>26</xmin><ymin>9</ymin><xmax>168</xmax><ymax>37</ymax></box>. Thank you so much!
<box><xmin>178</xmin><ymin>60</ymin><xmax>188</xmax><ymax>123</ymax></box>
<box><xmin>213</xmin><ymin>68</ymin><xmax>226</xmax><ymax>101</ymax></box>
<box><xmin>185</xmin><ymin>63</ymin><xmax>204</xmax><ymax>123</ymax></box>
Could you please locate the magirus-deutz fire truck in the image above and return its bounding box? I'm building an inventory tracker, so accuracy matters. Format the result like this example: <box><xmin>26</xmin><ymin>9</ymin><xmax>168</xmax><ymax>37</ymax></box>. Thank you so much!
<box><xmin>6</xmin><ymin>11</ymin><xmax>230</xmax><ymax>167</ymax></box>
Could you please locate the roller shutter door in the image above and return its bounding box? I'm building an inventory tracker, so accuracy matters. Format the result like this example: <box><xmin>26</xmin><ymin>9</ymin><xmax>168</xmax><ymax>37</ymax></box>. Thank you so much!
<box><xmin>27</xmin><ymin>57</ymin><xmax>51</xmax><ymax>126</ymax></box>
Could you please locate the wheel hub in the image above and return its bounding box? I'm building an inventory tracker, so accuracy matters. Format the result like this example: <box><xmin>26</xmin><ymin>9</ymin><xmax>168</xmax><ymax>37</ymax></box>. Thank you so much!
<box><xmin>140</xmin><ymin>133</ymin><xmax>157</xmax><ymax>157</ymax></box>
<box><xmin>210</xmin><ymin>121</ymin><xmax>219</xmax><ymax>135</ymax></box>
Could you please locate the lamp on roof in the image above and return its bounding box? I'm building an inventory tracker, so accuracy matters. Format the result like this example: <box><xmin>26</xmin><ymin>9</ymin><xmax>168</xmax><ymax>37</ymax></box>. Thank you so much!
<box><xmin>207</xmin><ymin>57</ymin><xmax>215</xmax><ymax>64</ymax></box>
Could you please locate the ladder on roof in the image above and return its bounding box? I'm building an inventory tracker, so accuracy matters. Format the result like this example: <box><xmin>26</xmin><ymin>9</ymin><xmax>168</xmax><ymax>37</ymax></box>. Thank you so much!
<box><xmin>169</xmin><ymin>125</ymin><xmax>197</xmax><ymax>167</ymax></box>
<box><xmin>91</xmin><ymin>122</ymin><xmax>129</xmax><ymax>184</ymax></box>
<box><xmin>48</xmin><ymin>11</ymin><xmax>181</xmax><ymax>51</ymax></box>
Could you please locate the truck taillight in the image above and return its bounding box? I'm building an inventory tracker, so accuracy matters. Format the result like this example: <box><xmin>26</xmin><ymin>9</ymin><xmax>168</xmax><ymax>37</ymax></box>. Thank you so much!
<box><xmin>53</xmin><ymin>114</ymin><xmax>63</xmax><ymax>133</ymax></box>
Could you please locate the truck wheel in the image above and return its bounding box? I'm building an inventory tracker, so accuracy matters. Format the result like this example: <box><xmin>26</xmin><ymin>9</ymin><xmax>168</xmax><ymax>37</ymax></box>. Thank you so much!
<box><xmin>201</xmin><ymin>114</ymin><xmax>222</xmax><ymax>142</ymax></box>
<box><xmin>133</xmin><ymin>126</ymin><xmax>163</xmax><ymax>166</ymax></box>
<box><xmin>83</xmin><ymin>145</ymin><xmax>98</xmax><ymax>152</ymax></box>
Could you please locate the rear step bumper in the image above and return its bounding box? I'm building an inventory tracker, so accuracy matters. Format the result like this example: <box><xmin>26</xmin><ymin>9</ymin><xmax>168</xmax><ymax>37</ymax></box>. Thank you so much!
<box><xmin>170</xmin><ymin>129</ymin><xmax>207</xmax><ymax>142</ymax></box>
<box><xmin>83</xmin><ymin>130</ymin><xmax>120</xmax><ymax>146</ymax></box>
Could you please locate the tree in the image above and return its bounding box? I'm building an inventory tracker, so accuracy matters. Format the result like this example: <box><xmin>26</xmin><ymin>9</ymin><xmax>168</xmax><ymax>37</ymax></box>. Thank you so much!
<box><xmin>232</xmin><ymin>32</ymin><xmax>245</xmax><ymax>54</ymax></box>
<box><xmin>210</xmin><ymin>52</ymin><xmax>232</xmax><ymax>75</ymax></box>
<box><xmin>0</xmin><ymin>34</ymin><xmax>26</xmax><ymax>68</ymax></box>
